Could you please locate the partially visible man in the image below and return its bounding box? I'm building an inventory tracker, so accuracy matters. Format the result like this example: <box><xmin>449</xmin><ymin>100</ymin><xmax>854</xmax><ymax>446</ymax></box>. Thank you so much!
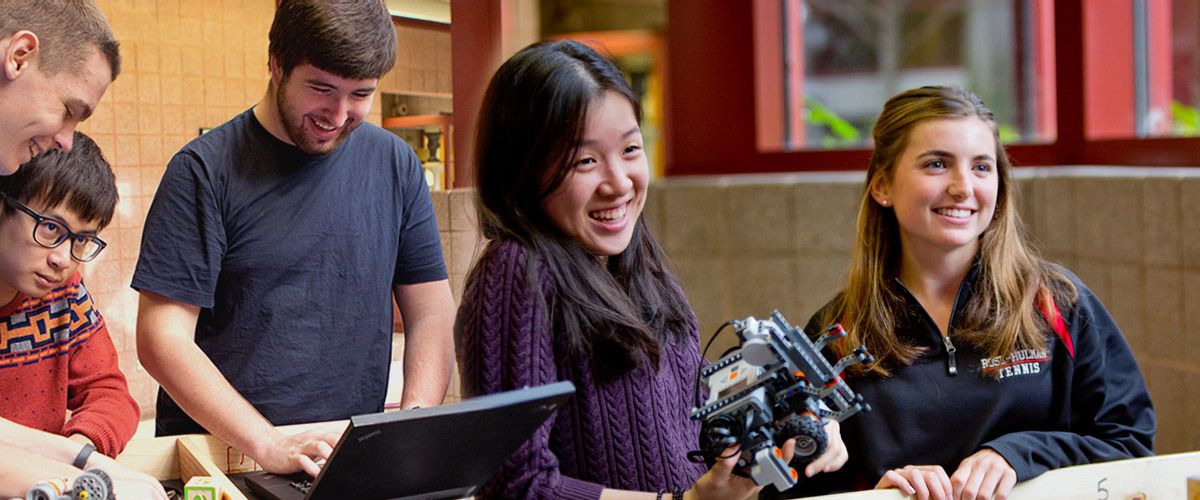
<box><xmin>134</xmin><ymin>0</ymin><xmax>456</xmax><ymax>477</ymax></box>
<box><xmin>0</xmin><ymin>0</ymin><xmax>120</xmax><ymax>175</ymax></box>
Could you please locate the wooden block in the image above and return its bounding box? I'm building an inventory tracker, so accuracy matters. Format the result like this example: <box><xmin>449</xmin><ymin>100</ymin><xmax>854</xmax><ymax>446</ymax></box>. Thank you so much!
<box><xmin>1188</xmin><ymin>475</ymin><xmax>1200</xmax><ymax>500</ymax></box>
<box><xmin>177</xmin><ymin>436</ymin><xmax>249</xmax><ymax>500</ymax></box>
<box><xmin>183</xmin><ymin>476</ymin><xmax>221</xmax><ymax>500</ymax></box>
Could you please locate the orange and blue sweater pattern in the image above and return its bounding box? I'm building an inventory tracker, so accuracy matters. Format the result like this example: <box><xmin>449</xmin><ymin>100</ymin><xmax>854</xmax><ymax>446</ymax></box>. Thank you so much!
<box><xmin>0</xmin><ymin>272</ymin><xmax>140</xmax><ymax>457</ymax></box>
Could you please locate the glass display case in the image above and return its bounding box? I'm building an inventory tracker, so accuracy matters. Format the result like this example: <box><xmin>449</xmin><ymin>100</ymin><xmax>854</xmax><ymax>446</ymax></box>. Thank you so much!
<box><xmin>382</xmin><ymin>93</ymin><xmax>453</xmax><ymax>191</ymax></box>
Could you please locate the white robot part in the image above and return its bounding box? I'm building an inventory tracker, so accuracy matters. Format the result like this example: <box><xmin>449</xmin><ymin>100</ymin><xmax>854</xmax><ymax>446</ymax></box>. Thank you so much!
<box><xmin>25</xmin><ymin>479</ymin><xmax>67</xmax><ymax>500</ymax></box>
<box><xmin>739</xmin><ymin>317</ymin><xmax>778</xmax><ymax>366</ymax></box>
<box><xmin>750</xmin><ymin>446</ymin><xmax>798</xmax><ymax>492</ymax></box>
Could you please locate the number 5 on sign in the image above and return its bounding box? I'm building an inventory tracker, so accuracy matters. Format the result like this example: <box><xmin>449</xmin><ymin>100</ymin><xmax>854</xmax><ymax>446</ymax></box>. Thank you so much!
<box><xmin>1008</xmin><ymin>453</ymin><xmax>1200</xmax><ymax>500</ymax></box>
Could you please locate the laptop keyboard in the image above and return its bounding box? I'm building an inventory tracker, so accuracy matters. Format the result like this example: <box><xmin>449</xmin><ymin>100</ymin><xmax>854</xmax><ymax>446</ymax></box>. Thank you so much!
<box><xmin>288</xmin><ymin>476</ymin><xmax>314</xmax><ymax>493</ymax></box>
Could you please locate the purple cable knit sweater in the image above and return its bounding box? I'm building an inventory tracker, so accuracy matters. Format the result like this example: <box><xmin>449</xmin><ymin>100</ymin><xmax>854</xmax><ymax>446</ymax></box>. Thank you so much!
<box><xmin>455</xmin><ymin>239</ymin><xmax>708</xmax><ymax>500</ymax></box>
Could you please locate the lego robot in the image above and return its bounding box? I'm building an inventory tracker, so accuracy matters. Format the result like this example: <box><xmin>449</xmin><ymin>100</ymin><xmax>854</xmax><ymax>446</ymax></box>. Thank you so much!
<box><xmin>690</xmin><ymin>311</ymin><xmax>873</xmax><ymax>491</ymax></box>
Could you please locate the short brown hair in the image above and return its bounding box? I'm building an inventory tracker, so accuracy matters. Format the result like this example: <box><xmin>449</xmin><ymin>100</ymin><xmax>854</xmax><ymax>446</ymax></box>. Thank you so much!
<box><xmin>0</xmin><ymin>131</ymin><xmax>118</xmax><ymax>229</ymax></box>
<box><xmin>269</xmin><ymin>0</ymin><xmax>396</xmax><ymax>80</ymax></box>
<box><xmin>0</xmin><ymin>0</ymin><xmax>121</xmax><ymax>79</ymax></box>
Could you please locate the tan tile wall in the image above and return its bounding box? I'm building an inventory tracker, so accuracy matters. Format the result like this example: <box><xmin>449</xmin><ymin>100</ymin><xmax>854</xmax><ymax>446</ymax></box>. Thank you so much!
<box><xmin>644</xmin><ymin>173</ymin><xmax>866</xmax><ymax>358</ymax></box>
<box><xmin>74</xmin><ymin>1</ymin><xmax>453</xmax><ymax>415</ymax></box>
<box><xmin>430</xmin><ymin>189</ymin><xmax>483</xmax><ymax>404</ymax></box>
<box><xmin>381</xmin><ymin>20</ymin><xmax>453</xmax><ymax>98</ymax></box>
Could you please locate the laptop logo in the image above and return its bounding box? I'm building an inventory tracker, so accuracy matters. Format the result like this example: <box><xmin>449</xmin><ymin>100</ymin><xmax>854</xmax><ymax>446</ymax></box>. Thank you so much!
<box><xmin>357</xmin><ymin>429</ymin><xmax>383</xmax><ymax>442</ymax></box>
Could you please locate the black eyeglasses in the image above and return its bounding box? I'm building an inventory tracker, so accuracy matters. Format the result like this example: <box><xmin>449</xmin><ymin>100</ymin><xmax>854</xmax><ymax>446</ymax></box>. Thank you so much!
<box><xmin>2</xmin><ymin>193</ymin><xmax>107</xmax><ymax>262</ymax></box>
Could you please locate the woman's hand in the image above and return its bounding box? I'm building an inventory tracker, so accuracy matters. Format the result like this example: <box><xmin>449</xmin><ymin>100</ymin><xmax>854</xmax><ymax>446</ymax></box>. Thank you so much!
<box><xmin>950</xmin><ymin>449</ymin><xmax>1016</xmax><ymax>500</ymax></box>
<box><xmin>685</xmin><ymin>439</ymin><xmax>796</xmax><ymax>500</ymax></box>
<box><xmin>875</xmin><ymin>465</ymin><xmax>952</xmax><ymax>500</ymax></box>
<box><xmin>804</xmin><ymin>419</ymin><xmax>848</xmax><ymax>477</ymax></box>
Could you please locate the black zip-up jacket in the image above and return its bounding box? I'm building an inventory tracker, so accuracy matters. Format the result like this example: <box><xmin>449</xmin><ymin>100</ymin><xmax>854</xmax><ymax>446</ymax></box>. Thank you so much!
<box><xmin>768</xmin><ymin>264</ymin><xmax>1155</xmax><ymax>498</ymax></box>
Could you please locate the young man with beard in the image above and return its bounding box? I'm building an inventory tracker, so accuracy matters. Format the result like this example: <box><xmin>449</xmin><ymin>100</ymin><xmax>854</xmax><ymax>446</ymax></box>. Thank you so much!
<box><xmin>0</xmin><ymin>0</ymin><xmax>120</xmax><ymax>175</ymax></box>
<box><xmin>132</xmin><ymin>0</ymin><xmax>455</xmax><ymax>477</ymax></box>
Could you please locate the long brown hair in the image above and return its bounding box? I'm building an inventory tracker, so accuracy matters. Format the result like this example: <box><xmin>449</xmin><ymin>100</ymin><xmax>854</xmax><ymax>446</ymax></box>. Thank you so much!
<box><xmin>826</xmin><ymin>86</ymin><xmax>1077</xmax><ymax>377</ymax></box>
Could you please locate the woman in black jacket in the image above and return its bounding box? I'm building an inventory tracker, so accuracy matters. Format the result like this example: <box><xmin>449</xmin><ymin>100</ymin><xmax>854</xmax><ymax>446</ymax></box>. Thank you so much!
<box><xmin>771</xmin><ymin>86</ymin><xmax>1155</xmax><ymax>500</ymax></box>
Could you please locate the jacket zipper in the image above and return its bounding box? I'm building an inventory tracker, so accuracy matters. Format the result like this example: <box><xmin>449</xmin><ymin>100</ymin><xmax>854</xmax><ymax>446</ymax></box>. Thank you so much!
<box><xmin>943</xmin><ymin>271</ymin><xmax>969</xmax><ymax>377</ymax></box>
<box><xmin>893</xmin><ymin>263</ymin><xmax>975</xmax><ymax>377</ymax></box>
<box><xmin>942</xmin><ymin>336</ymin><xmax>958</xmax><ymax>376</ymax></box>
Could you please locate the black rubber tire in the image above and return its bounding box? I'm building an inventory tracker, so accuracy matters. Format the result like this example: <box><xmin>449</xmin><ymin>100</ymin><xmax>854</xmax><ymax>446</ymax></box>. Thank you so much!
<box><xmin>777</xmin><ymin>413</ymin><xmax>827</xmax><ymax>465</ymax></box>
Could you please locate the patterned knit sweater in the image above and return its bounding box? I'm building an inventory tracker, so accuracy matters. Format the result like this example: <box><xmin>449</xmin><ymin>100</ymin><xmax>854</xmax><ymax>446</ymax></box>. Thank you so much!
<box><xmin>455</xmin><ymin>239</ymin><xmax>707</xmax><ymax>500</ymax></box>
<box><xmin>0</xmin><ymin>272</ymin><xmax>140</xmax><ymax>457</ymax></box>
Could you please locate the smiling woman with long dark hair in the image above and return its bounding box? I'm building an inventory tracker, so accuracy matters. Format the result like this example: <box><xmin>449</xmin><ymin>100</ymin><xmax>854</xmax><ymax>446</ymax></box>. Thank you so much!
<box><xmin>454</xmin><ymin>40</ymin><xmax>847</xmax><ymax>500</ymax></box>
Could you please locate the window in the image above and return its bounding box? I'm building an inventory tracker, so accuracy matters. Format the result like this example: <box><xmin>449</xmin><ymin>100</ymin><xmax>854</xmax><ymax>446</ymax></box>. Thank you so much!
<box><xmin>757</xmin><ymin>0</ymin><xmax>1053</xmax><ymax>152</ymax></box>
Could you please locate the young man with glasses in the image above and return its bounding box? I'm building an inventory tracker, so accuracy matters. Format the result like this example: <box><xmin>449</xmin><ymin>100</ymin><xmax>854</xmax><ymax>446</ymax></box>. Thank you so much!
<box><xmin>0</xmin><ymin>132</ymin><xmax>168</xmax><ymax>499</ymax></box>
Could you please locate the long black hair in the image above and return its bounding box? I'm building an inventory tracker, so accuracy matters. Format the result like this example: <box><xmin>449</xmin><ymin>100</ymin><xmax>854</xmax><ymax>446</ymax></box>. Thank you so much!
<box><xmin>471</xmin><ymin>39</ymin><xmax>692</xmax><ymax>378</ymax></box>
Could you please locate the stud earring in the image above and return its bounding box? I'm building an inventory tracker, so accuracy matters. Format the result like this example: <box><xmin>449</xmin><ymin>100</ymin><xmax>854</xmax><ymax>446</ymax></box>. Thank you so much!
<box><xmin>881</xmin><ymin>200</ymin><xmax>889</xmax><ymax>206</ymax></box>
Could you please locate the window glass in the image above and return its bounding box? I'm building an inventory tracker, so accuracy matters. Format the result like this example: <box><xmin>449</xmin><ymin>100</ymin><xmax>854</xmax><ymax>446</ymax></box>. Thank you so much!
<box><xmin>760</xmin><ymin>0</ymin><xmax>1054</xmax><ymax>151</ymax></box>
<box><xmin>1158</xmin><ymin>0</ymin><xmax>1200</xmax><ymax>138</ymax></box>
<box><xmin>1085</xmin><ymin>1</ymin><xmax>1200</xmax><ymax>140</ymax></box>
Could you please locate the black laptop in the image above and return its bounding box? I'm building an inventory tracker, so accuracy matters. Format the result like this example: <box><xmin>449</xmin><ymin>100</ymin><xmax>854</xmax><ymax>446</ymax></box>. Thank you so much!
<box><xmin>243</xmin><ymin>381</ymin><xmax>575</xmax><ymax>500</ymax></box>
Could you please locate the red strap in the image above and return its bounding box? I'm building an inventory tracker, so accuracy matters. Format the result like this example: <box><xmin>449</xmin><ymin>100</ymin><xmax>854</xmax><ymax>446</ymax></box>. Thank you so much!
<box><xmin>1037</xmin><ymin>290</ymin><xmax>1073</xmax><ymax>358</ymax></box>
